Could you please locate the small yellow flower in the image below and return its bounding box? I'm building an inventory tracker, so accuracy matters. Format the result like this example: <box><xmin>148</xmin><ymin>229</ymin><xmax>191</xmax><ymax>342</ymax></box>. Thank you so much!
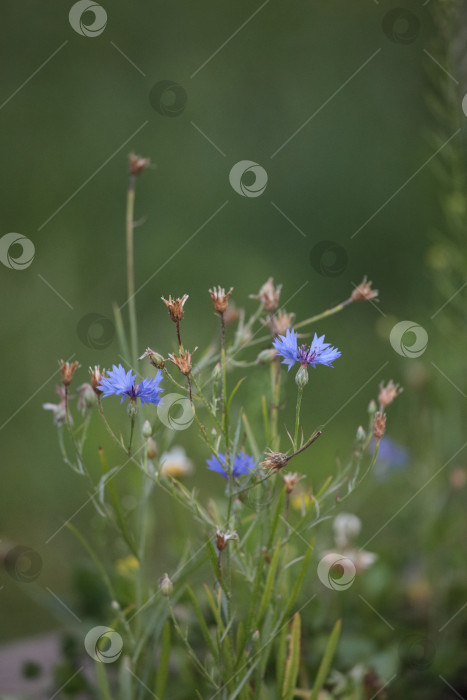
<box><xmin>116</xmin><ymin>555</ymin><xmax>139</xmax><ymax>576</ymax></box>
<box><xmin>160</xmin><ymin>447</ymin><xmax>194</xmax><ymax>478</ymax></box>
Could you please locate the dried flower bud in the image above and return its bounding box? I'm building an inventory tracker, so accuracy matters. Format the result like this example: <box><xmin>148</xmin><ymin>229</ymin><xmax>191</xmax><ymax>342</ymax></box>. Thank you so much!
<box><xmin>89</xmin><ymin>366</ymin><xmax>105</xmax><ymax>395</ymax></box>
<box><xmin>372</xmin><ymin>411</ymin><xmax>386</xmax><ymax>440</ymax></box>
<box><xmin>129</xmin><ymin>152</ymin><xmax>150</xmax><ymax>176</ymax></box>
<box><xmin>76</xmin><ymin>383</ymin><xmax>96</xmax><ymax>415</ymax></box>
<box><xmin>368</xmin><ymin>399</ymin><xmax>377</xmax><ymax>416</ymax></box>
<box><xmin>209</xmin><ymin>286</ymin><xmax>233</xmax><ymax>313</ymax></box>
<box><xmin>60</xmin><ymin>360</ymin><xmax>80</xmax><ymax>387</ymax></box>
<box><xmin>351</xmin><ymin>276</ymin><xmax>379</xmax><ymax>303</ymax></box>
<box><xmin>250</xmin><ymin>277</ymin><xmax>282</xmax><ymax>314</ymax></box>
<box><xmin>139</xmin><ymin>347</ymin><xmax>165</xmax><ymax>370</ymax></box>
<box><xmin>282</xmin><ymin>472</ymin><xmax>305</xmax><ymax>494</ymax></box>
<box><xmin>378</xmin><ymin>380</ymin><xmax>402</xmax><ymax>408</ymax></box>
<box><xmin>223</xmin><ymin>305</ymin><xmax>242</xmax><ymax>325</ymax></box>
<box><xmin>261</xmin><ymin>450</ymin><xmax>289</xmax><ymax>472</ymax></box>
<box><xmin>159</xmin><ymin>573</ymin><xmax>173</xmax><ymax>597</ymax></box>
<box><xmin>211</xmin><ymin>362</ymin><xmax>221</xmax><ymax>381</ymax></box>
<box><xmin>295</xmin><ymin>365</ymin><xmax>309</xmax><ymax>389</ymax></box>
<box><xmin>215</xmin><ymin>529</ymin><xmax>238</xmax><ymax>552</ymax></box>
<box><xmin>146</xmin><ymin>437</ymin><xmax>157</xmax><ymax>460</ymax></box>
<box><xmin>168</xmin><ymin>347</ymin><xmax>197</xmax><ymax>376</ymax></box>
<box><xmin>263</xmin><ymin>310</ymin><xmax>295</xmax><ymax>337</ymax></box>
<box><xmin>161</xmin><ymin>294</ymin><xmax>189</xmax><ymax>323</ymax></box>
<box><xmin>142</xmin><ymin>420</ymin><xmax>152</xmax><ymax>438</ymax></box>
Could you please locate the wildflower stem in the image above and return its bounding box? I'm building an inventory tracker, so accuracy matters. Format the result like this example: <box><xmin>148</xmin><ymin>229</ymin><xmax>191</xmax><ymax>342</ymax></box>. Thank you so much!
<box><xmin>294</xmin><ymin>387</ymin><xmax>303</xmax><ymax>450</ymax></box>
<box><xmin>126</xmin><ymin>176</ymin><xmax>138</xmax><ymax>367</ymax></box>
<box><xmin>294</xmin><ymin>298</ymin><xmax>352</xmax><ymax>330</ymax></box>
<box><xmin>128</xmin><ymin>415</ymin><xmax>136</xmax><ymax>455</ymax></box>
<box><xmin>270</xmin><ymin>358</ymin><xmax>281</xmax><ymax>451</ymax></box>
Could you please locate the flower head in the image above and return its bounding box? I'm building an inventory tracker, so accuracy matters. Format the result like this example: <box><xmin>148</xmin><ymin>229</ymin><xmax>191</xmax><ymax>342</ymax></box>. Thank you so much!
<box><xmin>168</xmin><ymin>347</ymin><xmax>197</xmax><ymax>376</ymax></box>
<box><xmin>250</xmin><ymin>277</ymin><xmax>282</xmax><ymax>314</ymax></box>
<box><xmin>160</xmin><ymin>446</ymin><xmax>194</xmax><ymax>478</ymax></box>
<box><xmin>351</xmin><ymin>276</ymin><xmax>379</xmax><ymax>303</ymax></box>
<box><xmin>89</xmin><ymin>366</ymin><xmax>105</xmax><ymax>395</ymax></box>
<box><xmin>98</xmin><ymin>364</ymin><xmax>163</xmax><ymax>405</ymax></box>
<box><xmin>129</xmin><ymin>152</ymin><xmax>150</xmax><ymax>177</ymax></box>
<box><xmin>209</xmin><ymin>286</ymin><xmax>233</xmax><ymax>314</ymax></box>
<box><xmin>216</xmin><ymin>529</ymin><xmax>239</xmax><ymax>551</ymax></box>
<box><xmin>206</xmin><ymin>452</ymin><xmax>255</xmax><ymax>479</ymax></box>
<box><xmin>161</xmin><ymin>294</ymin><xmax>189</xmax><ymax>323</ymax></box>
<box><xmin>273</xmin><ymin>328</ymin><xmax>341</xmax><ymax>372</ymax></box>
<box><xmin>261</xmin><ymin>450</ymin><xmax>290</xmax><ymax>472</ymax></box>
<box><xmin>60</xmin><ymin>360</ymin><xmax>80</xmax><ymax>387</ymax></box>
<box><xmin>282</xmin><ymin>472</ymin><xmax>305</xmax><ymax>494</ymax></box>
<box><xmin>139</xmin><ymin>348</ymin><xmax>166</xmax><ymax>370</ymax></box>
<box><xmin>263</xmin><ymin>310</ymin><xmax>295</xmax><ymax>336</ymax></box>
<box><xmin>372</xmin><ymin>411</ymin><xmax>386</xmax><ymax>439</ymax></box>
<box><xmin>378</xmin><ymin>380</ymin><xmax>403</xmax><ymax>408</ymax></box>
<box><xmin>43</xmin><ymin>387</ymin><xmax>69</xmax><ymax>426</ymax></box>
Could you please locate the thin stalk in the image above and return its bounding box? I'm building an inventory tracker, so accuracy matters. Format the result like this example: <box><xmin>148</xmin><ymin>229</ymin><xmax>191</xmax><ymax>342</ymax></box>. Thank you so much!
<box><xmin>294</xmin><ymin>387</ymin><xmax>303</xmax><ymax>450</ymax></box>
<box><xmin>295</xmin><ymin>298</ymin><xmax>352</xmax><ymax>330</ymax></box>
<box><xmin>270</xmin><ymin>358</ymin><xmax>281</xmax><ymax>451</ymax></box>
<box><xmin>126</xmin><ymin>176</ymin><xmax>138</xmax><ymax>367</ymax></box>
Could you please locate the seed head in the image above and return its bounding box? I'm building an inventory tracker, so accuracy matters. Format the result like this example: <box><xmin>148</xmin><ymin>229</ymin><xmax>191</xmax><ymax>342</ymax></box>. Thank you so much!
<box><xmin>261</xmin><ymin>450</ymin><xmax>290</xmax><ymax>472</ymax></box>
<box><xmin>60</xmin><ymin>360</ymin><xmax>80</xmax><ymax>387</ymax></box>
<box><xmin>378</xmin><ymin>380</ymin><xmax>402</xmax><ymax>408</ymax></box>
<box><xmin>89</xmin><ymin>366</ymin><xmax>105</xmax><ymax>395</ymax></box>
<box><xmin>263</xmin><ymin>310</ymin><xmax>295</xmax><ymax>336</ymax></box>
<box><xmin>215</xmin><ymin>529</ymin><xmax>238</xmax><ymax>552</ymax></box>
<box><xmin>161</xmin><ymin>294</ymin><xmax>189</xmax><ymax>323</ymax></box>
<box><xmin>129</xmin><ymin>152</ymin><xmax>150</xmax><ymax>177</ymax></box>
<box><xmin>250</xmin><ymin>277</ymin><xmax>282</xmax><ymax>314</ymax></box>
<box><xmin>373</xmin><ymin>411</ymin><xmax>387</xmax><ymax>440</ymax></box>
<box><xmin>351</xmin><ymin>276</ymin><xmax>379</xmax><ymax>303</ymax></box>
<box><xmin>168</xmin><ymin>347</ymin><xmax>197</xmax><ymax>376</ymax></box>
<box><xmin>209</xmin><ymin>286</ymin><xmax>233</xmax><ymax>313</ymax></box>
<box><xmin>282</xmin><ymin>472</ymin><xmax>305</xmax><ymax>494</ymax></box>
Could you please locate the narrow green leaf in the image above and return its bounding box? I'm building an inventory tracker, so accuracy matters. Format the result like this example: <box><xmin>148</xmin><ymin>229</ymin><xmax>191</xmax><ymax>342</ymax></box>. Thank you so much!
<box><xmin>282</xmin><ymin>612</ymin><xmax>301</xmax><ymax>700</ymax></box>
<box><xmin>285</xmin><ymin>539</ymin><xmax>314</xmax><ymax>617</ymax></box>
<box><xmin>309</xmin><ymin>619</ymin><xmax>342</xmax><ymax>700</ymax></box>
<box><xmin>256</xmin><ymin>538</ymin><xmax>282</xmax><ymax>625</ymax></box>
<box><xmin>186</xmin><ymin>585</ymin><xmax>218</xmax><ymax>661</ymax></box>
<box><xmin>276</xmin><ymin>621</ymin><xmax>289</xmax><ymax>691</ymax></box>
<box><xmin>155</xmin><ymin>620</ymin><xmax>171</xmax><ymax>699</ymax></box>
<box><xmin>267</xmin><ymin>487</ymin><xmax>286</xmax><ymax>551</ymax></box>
<box><xmin>242</xmin><ymin>412</ymin><xmax>260</xmax><ymax>461</ymax></box>
<box><xmin>112</xmin><ymin>301</ymin><xmax>131</xmax><ymax>360</ymax></box>
<box><xmin>262</xmin><ymin>395</ymin><xmax>271</xmax><ymax>445</ymax></box>
<box><xmin>228</xmin><ymin>377</ymin><xmax>246</xmax><ymax>412</ymax></box>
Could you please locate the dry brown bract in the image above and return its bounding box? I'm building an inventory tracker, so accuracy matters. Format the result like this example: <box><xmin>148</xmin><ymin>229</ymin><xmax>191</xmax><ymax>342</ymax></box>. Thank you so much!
<box><xmin>351</xmin><ymin>276</ymin><xmax>379</xmax><ymax>302</ymax></box>
<box><xmin>168</xmin><ymin>347</ymin><xmax>197</xmax><ymax>376</ymax></box>
<box><xmin>209</xmin><ymin>286</ymin><xmax>233</xmax><ymax>313</ymax></box>
<box><xmin>250</xmin><ymin>277</ymin><xmax>282</xmax><ymax>314</ymax></box>
<box><xmin>263</xmin><ymin>310</ymin><xmax>295</xmax><ymax>336</ymax></box>
<box><xmin>89</xmin><ymin>365</ymin><xmax>105</xmax><ymax>395</ymax></box>
<box><xmin>378</xmin><ymin>380</ymin><xmax>403</xmax><ymax>408</ymax></box>
<box><xmin>60</xmin><ymin>360</ymin><xmax>80</xmax><ymax>387</ymax></box>
<box><xmin>372</xmin><ymin>411</ymin><xmax>387</xmax><ymax>440</ymax></box>
<box><xmin>261</xmin><ymin>450</ymin><xmax>290</xmax><ymax>472</ymax></box>
<box><xmin>162</xmin><ymin>294</ymin><xmax>189</xmax><ymax>323</ymax></box>
<box><xmin>129</xmin><ymin>152</ymin><xmax>150</xmax><ymax>176</ymax></box>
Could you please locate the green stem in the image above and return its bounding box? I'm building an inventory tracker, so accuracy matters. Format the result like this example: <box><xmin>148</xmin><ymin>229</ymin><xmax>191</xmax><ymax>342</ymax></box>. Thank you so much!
<box><xmin>294</xmin><ymin>298</ymin><xmax>352</xmax><ymax>330</ymax></box>
<box><xmin>294</xmin><ymin>387</ymin><xmax>303</xmax><ymax>450</ymax></box>
<box><xmin>270</xmin><ymin>358</ymin><xmax>281</xmax><ymax>451</ymax></box>
<box><xmin>126</xmin><ymin>177</ymin><xmax>138</xmax><ymax>367</ymax></box>
<box><xmin>128</xmin><ymin>414</ymin><xmax>136</xmax><ymax>455</ymax></box>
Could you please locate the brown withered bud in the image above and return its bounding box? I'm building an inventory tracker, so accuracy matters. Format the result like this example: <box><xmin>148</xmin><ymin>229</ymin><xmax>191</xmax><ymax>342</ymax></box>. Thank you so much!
<box><xmin>161</xmin><ymin>294</ymin><xmax>189</xmax><ymax>323</ymax></box>
<box><xmin>261</xmin><ymin>450</ymin><xmax>290</xmax><ymax>472</ymax></box>
<box><xmin>168</xmin><ymin>347</ymin><xmax>197</xmax><ymax>376</ymax></box>
<box><xmin>60</xmin><ymin>360</ymin><xmax>80</xmax><ymax>387</ymax></box>
<box><xmin>250</xmin><ymin>277</ymin><xmax>282</xmax><ymax>314</ymax></box>
<box><xmin>223</xmin><ymin>304</ymin><xmax>242</xmax><ymax>326</ymax></box>
<box><xmin>378</xmin><ymin>380</ymin><xmax>402</xmax><ymax>408</ymax></box>
<box><xmin>146</xmin><ymin>437</ymin><xmax>157</xmax><ymax>460</ymax></box>
<box><xmin>139</xmin><ymin>347</ymin><xmax>165</xmax><ymax>370</ymax></box>
<box><xmin>372</xmin><ymin>411</ymin><xmax>387</xmax><ymax>440</ymax></box>
<box><xmin>263</xmin><ymin>310</ymin><xmax>295</xmax><ymax>336</ymax></box>
<box><xmin>215</xmin><ymin>529</ymin><xmax>238</xmax><ymax>552</ymax></box>
<box><xmin>89</xmin><ymin>366</ymin><xmax>105</xmax><ymax>395</ymax></box>
<box><xmin>129</xmin><ymin>152</ymin><xmax>150</xmax><ymax>177</ymax></box>
<box><xmin>209</xmin><ymin>286</ymin><xmax>233</xmax><ymax>313</ymax></box>
<box><xmin>282</xmin><ymin>472</ymin><xmax>305</xmax><ymax>494</ymax></box>
<box><xmin>351</xmin><ymin>276</ymin><xmax>379</xmax><ymax>303</ymax></box>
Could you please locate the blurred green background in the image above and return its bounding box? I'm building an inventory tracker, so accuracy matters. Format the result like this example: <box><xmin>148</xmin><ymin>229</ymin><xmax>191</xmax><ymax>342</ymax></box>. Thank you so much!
<box><xmin>1</xmin><ymin>0</ymin><xmax>466</xmax><ymax>696</ymax></box>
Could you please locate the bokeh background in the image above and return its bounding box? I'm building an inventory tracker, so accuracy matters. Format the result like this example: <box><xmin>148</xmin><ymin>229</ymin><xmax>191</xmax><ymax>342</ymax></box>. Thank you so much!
<box><xmin>1</xmin><ymin>0</ymin><xmax>466</xmax><ymax>697</ymax></box>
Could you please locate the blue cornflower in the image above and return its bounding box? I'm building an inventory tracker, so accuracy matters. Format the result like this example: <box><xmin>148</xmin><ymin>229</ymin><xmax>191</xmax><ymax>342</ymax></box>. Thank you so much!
<box><xmin>98</xmin><ymin>364</ymin><xmax>163</xmax><ymax>406</ymax></box>
<box><xmin>371</xmin><ymin>436</ymin><xmax>409</xmax><ymax>482</ymax></box>
<box><xmin>206</xmin><ymin>452</ymin><xmax>256</xmax><ymax>479</ymax></box>
<box><xmin>273</xmin><ymin>328</ymin><xmax>341</xmax><ymax>371</ymax></box>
